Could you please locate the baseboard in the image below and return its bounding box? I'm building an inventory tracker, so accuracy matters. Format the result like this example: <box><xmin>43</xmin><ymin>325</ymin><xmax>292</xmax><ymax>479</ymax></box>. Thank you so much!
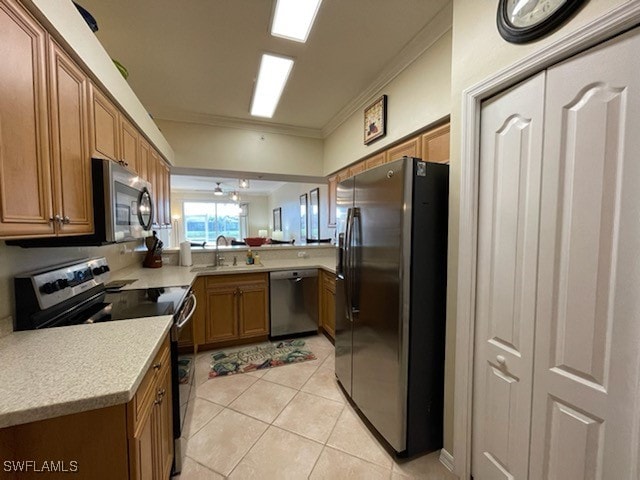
<box><xmin>439</xmin><ymin>448</ymin><xmax>454</xmax><ymax>472</ymax></box>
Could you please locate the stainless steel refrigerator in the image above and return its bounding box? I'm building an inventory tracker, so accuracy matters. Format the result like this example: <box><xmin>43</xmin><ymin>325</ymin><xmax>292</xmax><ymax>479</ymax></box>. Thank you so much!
<box><xmin>335</xmin><ymin>156</ymin><xmax>448</xmax><ymax>457</ymax></box>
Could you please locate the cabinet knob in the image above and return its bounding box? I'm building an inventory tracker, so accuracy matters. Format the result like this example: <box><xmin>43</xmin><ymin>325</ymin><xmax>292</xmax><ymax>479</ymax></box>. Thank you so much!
<box><xmin>152</xmin><ymin>362</ymin><xmax>161</xmax><ymax>370</ymax></box>
<box><xmin>63</xmin><ymin>216</ymin><xmax>70</xmax><ymax>224</ymax></box>
<box><xmin>496</xmin><ymin>355</ymin><xmax>506</xmax><ymax>366</ymax></box>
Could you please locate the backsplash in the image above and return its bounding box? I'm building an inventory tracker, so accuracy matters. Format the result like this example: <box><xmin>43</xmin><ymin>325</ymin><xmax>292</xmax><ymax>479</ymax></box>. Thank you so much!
<box><xmin>0</xmin><ymin>240</ymin><xmax>143</xmax><ymax>330</ymax></box>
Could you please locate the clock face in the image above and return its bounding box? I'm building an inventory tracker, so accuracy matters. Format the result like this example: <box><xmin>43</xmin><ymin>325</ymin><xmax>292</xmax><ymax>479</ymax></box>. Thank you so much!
<box><xmin>506</xmin><ymin>0</ymin><xmax>567</xmax><ymax>28</ymax></box>
<box><xmin>497</xmin><ymin>0</ymin><xmax>587</xmax><ymax>43</ymax></box>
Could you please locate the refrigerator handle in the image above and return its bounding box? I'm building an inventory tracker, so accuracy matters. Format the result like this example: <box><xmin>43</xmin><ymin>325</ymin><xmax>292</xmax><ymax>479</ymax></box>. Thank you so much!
<box><xmin>344</xmin><ymin>208</ymin><xmax>353</xmax><ymax>320</ymax></box>
<box><xmin>350</xmin><ymin>208</ymin><xmax>361</xmax><ymax>314</ymax></box>
<box><xmin>337</xmin><ymin>232</ymin><xmax>345</xmax><ymax>276</ymax></box>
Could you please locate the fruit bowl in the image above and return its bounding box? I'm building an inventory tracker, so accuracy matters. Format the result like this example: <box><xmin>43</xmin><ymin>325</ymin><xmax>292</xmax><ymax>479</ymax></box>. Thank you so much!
<box><xmin>244</xmin><ymin>237</ymin><xmax>267</xmax><ymax>247</ymax></box>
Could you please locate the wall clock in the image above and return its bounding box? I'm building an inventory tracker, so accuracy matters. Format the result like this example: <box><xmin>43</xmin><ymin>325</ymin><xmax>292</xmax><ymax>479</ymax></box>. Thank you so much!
<box><xmin>497</xmin><ymin>0</ymin><xmax>587</xmax><ymax>44</ymax></box>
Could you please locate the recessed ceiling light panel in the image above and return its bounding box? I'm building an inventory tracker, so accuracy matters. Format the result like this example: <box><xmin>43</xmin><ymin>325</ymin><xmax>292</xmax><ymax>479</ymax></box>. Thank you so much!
<box><xmin>271</xmin><ymin>0</ymin><xmax>322</xmax><ymax>43</ymax></box>
<box><xmin>250</xmin><ymin>53</ymin><xmax>294</xmax><ymax>118</ymax></box>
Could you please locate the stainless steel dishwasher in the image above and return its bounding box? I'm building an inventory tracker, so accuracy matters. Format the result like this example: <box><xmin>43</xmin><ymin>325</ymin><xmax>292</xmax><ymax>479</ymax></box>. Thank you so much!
<box><xmin>269</xmin><ymin>269</ymin><xmax>319</xmax><ymax>338</ymax></box>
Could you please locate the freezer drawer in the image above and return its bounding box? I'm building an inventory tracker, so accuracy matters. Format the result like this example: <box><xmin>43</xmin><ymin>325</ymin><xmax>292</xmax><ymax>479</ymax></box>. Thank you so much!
<box><xmin>269</xmin><ymin>269</ymin><xmax>319</xmax><ymax>338</ymax></box>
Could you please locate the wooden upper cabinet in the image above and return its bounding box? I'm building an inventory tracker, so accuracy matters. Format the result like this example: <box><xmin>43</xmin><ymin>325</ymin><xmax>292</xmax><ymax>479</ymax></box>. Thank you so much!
<box><xmin>89</xmin><ymin>83</ymin><xmax>119</xmax><ymax>161</ymax></box>
<box><xmin>48</xmin><ymin>40</ymin><xmax>93</xmax><ymax>236</ymax></box>
<box><xmin>162</xmin><ymin>162</ymin><xmax>171</xmax><ymax>226</ymax></box>
<box><xmin>421</xmin><ymin>123</ymin><xmax>450</xmax><ymax>164</ymax></box>
<box><xmin>365</xmin><ymin>152</ymin><xmax>386</xmax><ymax>170</ymax></box>
<box><xmin>0</xmin><ymin>0</ymin><xmax>54</xmax><ymax>238</ymax></box>
<box><xmin>154</xmin><ymin>154</ymin><xmax>165</xmax><ymax>226</ymax></box>
<box><xmin>148</xmin><ymin>149</ymin><xmax>158</xmax><ymax>224</ymax></box>
<box><xmin>327</xmin><ymin>175</ymin><xmax>337</xmax><ymax>227</ymax></box>
<box><xmin>120</xmin><ymin>115</ymin><xmax>138</xmax><ymax>174</ymax></box>
<box><xmin>138</xmin><ymin>138</ymin><xmax>150</xmax><ymax>181</ymax></box>
<box><xmin>387</xmin><ymin>136</ymin><xmax>421</xmax><ymax>163</ymax></box>
<box><xmin>348</xmin><ymin>161</ymin><xmax>366</xmax><ymax>177</ymax></box>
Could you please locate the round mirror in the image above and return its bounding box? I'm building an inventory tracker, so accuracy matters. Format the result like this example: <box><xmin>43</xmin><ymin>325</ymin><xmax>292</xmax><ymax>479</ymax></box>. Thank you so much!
<box><xmin>138</xmin><ymin>188</ymin><xmax>154</xmax><ymax>230</ymax></box>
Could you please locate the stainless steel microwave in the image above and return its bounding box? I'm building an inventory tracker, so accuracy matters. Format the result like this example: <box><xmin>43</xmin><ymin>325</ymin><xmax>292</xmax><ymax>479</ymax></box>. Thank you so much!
<box><xmin>10</xmin><ymin>159</ymin><xmax>154</xmax><ymax>247</ymax></box>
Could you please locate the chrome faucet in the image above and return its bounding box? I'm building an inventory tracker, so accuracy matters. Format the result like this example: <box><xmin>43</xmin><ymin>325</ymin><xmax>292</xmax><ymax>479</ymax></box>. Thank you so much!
<box><xmin>214</xmin><ymin>235</ymin><xmax>228</xmax><ymax>267</ymax></box>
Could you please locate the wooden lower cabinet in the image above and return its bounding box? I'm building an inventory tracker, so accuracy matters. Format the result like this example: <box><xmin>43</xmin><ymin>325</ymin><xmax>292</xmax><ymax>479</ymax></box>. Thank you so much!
<box><xmin>0</xmin><ymin>335</ymin><xmax>172</xmax><ymax>480</ymax></box>
<box><xmin>196</xmin><ymin>273</ymin><xmax>269</xmax><ymax>348</ymax></box>
<box><xmin>319</xmin><ymin>270</ymin><xmax>336</xmax><ymax>340</ymax></box>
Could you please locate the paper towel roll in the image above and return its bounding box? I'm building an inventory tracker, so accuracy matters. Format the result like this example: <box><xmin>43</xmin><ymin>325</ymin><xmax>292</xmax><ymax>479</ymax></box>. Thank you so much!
<box><xmin>179</xmin><ymin>241</ymin><xmax>193</xmax><ymax>267</ymax></box>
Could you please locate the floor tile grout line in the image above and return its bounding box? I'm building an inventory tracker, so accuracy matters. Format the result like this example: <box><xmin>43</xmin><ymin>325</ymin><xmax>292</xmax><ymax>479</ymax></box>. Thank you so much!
<box><xmin>225</xmin><ymin>413</ymin><xmax>273</xmax><ymax>479</ymax></box>
<box><xmin>182</xmin><ymin>397</ymin><xmax>226</xmax><ymax>440</ymax></box>
<box><xmin>182</xmin><ymin>453</ymin><xmax>228</xmax><ymax>478</ymax></box>
<box><xmin>307</xmin><ymin>443</ymin><xmax>327</xmax><ymax>478</ymax></box>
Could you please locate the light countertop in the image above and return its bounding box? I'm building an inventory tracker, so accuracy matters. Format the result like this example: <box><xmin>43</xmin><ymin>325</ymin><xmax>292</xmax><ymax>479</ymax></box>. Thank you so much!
<box><xmin>112</xmin><ymin>257</ymin><xmax>336</xmax><ymax>290</ymax></box>
<box><xmin>0</xmin><ymin>316</ymin><xmax>172</xmax><ymax>428</ymax></box>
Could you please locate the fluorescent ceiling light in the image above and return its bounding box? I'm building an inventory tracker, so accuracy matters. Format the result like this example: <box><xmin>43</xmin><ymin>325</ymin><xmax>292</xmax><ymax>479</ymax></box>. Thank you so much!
<box><xmin>271</xmin><ymin>0</ymin><xmax>322</xmax><ymax>43</ymax></box>
<box><xmin>250</xmin><ymin>54</ymin><xmax>294</xmax><ymax>118</ymax></box>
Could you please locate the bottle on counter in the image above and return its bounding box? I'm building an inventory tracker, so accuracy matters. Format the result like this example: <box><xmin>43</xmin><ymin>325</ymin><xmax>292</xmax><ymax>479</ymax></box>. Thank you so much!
<box><xmin>246</xmin><ymin>249</ymin><xmax>254</xmax><ymax>265</ymax></box>
<box><xmin>254</xmin><ymin>254</ymin><xmax>261</xmax><ymax>266</ymax></box>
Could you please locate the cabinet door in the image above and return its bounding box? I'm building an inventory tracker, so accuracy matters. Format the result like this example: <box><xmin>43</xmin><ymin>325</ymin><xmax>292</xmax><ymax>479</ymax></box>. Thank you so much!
<box><xmin>529</xmin><ymin>29</ymin><xmax>640</xmax><ymax>480</ymax></box>
<box><xmin>327</xmin><ymin>175</ymin><xmax>337</xmax><ymax>227</ymax></box>
<box><xmin>205</xmin><ymin>286</ymin><xmax>238</xmax><ymax>343</ymax></box>
<box><xmin>387</xmin><ymin>136</ymin><xmax>421</xmax><ymax>163</ymax></box>
<box><xmin>472</xmin><ymin>72</ymin><xmax>545</xmax><ymax>480</ymax></box>
<box><xmin>321</xmin><ymin>274</ymin><xmax>336</xmax><ymax>339</ymax></box>
<box><xmin>138</xmin><ymin>138</ymin><xmax>150</xmax><ymax>182</ymax></box>
<box><xmin>348</xmin><ymin>161</ymin><xmax>365</xmax><ymax>177</ymax></box>
<box><xmin>238</xmin><ymin>283</ymin><xmax>269</xmax><ymax>338</ymax></box>
<box><xmin>0</xmin><ymin>0</ymin><xmax>54</xmax><ymax>238</ymax></box>
<box><xmin>149</xmin><ymin>149</ymin><xmax>159</xmax><ymax>225</ymax></box>
<box><xmin>154</xmin><ymin>365</ymin><xmax>173</xmax><ymax>480</ymax></box>
<box><xmin>364</xmin><ymin>152</ymin><xmax>386</xmax><ymax>170</ymax></box>
<box><xmin>131</xmin><ymin>407</ymin><xmax>155</xmax><ymax>480</ymax></box>
<box><xmin>163</xmin><ymin>162</ymin><xmax>171</xmax><ymax>226</ymax></box>
<box><xmin>421</xmin><ymin>123</ymin><xmax>450</xmax><ymax>164</ymax></box>
<box><xmin>120</xmin><ymin>115</ymin><xmax>138</xmax><ymax>174</ymax></box>
<box><xmin>48</xmin><ymin>40</ymin><xmax>93</xmax><ymax>236</ymax></box>
<box><xmin>88</xmin><ymin>84</ymin><xmax>119</xmax><ymax>161</ymax></box>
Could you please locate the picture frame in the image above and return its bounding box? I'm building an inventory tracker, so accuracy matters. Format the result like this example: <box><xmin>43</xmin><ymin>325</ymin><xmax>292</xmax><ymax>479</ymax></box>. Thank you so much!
<box><xmin>273</xmin><ymin>207</ymin><xmax>282</xmax><ymax>232</ymax></box>
<box><xmin>299</xmin><ymin>194</ymin><xmax>308</xmax><ymax>240</ymax></box>
<box><xmin>309</xmin><ymin>188</ymin><xmax>320</xmax><ymax>240</ymax></box>
<box><xmin>364</xmin><ymin>94</ymin><xmax>387</xmax><ymax>145</ymax></box>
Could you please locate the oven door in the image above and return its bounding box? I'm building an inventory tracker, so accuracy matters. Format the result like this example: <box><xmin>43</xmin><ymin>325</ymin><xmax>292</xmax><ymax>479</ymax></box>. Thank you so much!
<box><xmin>108</xmin><ymin>161</ymin><xmax>154</xmax><ymax>243</ymax></box>
<box><xmin>171</xmin><ymin>291</ymin><xmax>197</xmax><ymax>474</ymax></box>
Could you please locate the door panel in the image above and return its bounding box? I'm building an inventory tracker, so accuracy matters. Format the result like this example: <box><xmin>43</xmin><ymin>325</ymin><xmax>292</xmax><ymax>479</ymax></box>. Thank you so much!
<box><xmin>89</xmin><ymin>84</ymin><xmax>119</xmax><ymax>161</ymax></box>
<box><xmin>239</xmin><ymin>284</ymin><xmax>268</xmax><ymax>337</ymax></box>
<box><xmin>0</xmin><ymin>0</ymin><xmax>54</xmax><ymax>237</ymax></box>
<box><xmin>529</xmin><ymin>29</ymin><xmax>640</xmax><ymax>480</ymax></box>
<box><xmin>48</xmin><ymin>40</ymin><xmax>93</xmax><ymax>235</ymax></box>
<box><xmin>351</xmin><ymin>159</ymin><xmax>406</xmax><ymax>452</ymax></box>
<box><xmin>472</xmin><ymin>72</ymin><xmax>545</xmax><ymax>480</ymax></box>
<box><xmin>205</xmin><ymin>287</ymin><xmax>237</xmax><ymax>343</ymax></box>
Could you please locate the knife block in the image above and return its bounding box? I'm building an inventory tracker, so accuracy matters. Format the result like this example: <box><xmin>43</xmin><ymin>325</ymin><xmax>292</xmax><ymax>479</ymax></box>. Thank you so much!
<box><xmin>143</xmin><ymin>251</ymin><xmax>162</xmax><ymax>268</ymax></box>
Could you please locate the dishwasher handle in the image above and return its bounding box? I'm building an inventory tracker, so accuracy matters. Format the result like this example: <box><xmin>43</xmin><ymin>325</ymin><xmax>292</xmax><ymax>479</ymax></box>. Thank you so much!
<box><xmin>269</xmin><ymin>269</ymin><xmax>319</xmax><ymax>281</ymax></box>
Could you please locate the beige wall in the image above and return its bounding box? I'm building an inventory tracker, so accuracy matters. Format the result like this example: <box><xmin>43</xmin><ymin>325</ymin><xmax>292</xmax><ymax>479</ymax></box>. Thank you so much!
<box><xmin>323</xmin><ymin>30</ymin><xmax>452</xmax><ymax>175</ymax></box>
<box><xmin>170</xmin><ymin>190</ymin><xmax>271</xmax><ymax>244</ymax></box>
<box><xmin>23</xmin><ymin>0</ymin><xmax>174</xmax><ymax>163</ymax></box>
<box><xmin>446</xmin><ymin>0</ymin><xmax>631</xmax><ymax>455</ymax></box>
<box><xmin>267</xmin><ymin>183</ymin><xmax>332</xmax><ymax>242</ymax></box>
<box><xmin>0</xmin><ymin>241</ymin><xmax>142</xmax><ymax>333</ymax></box>
<box><xmin>157</xmin><ymin>120</ymin><xmax>324</xmax><ymax>177</ymax></box>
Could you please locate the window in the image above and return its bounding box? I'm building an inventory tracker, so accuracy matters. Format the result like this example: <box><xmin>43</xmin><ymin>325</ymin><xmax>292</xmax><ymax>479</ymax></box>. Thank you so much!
<box><xmin>183</xmin><ymin>202</ymin><xmax>247</xmax><ymax>243</ymax></box>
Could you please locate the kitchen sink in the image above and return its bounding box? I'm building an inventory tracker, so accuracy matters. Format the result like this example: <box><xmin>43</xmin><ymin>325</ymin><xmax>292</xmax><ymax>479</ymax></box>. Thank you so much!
<box><xmin>190</xmin><ymin>264</ymin><xmax>263</xmax><ymax>273</ymax></box>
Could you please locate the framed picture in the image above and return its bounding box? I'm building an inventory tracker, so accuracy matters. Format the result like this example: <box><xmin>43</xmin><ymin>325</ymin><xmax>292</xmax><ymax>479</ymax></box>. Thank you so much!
<box><xmin>309</xmin><ymin>188</ymin><xmax>320</xmax><ymax>240</ymax></box>
<box><xmin>273</xmin><ymin>207</ymin><xmax>282</xmax><ymax>231</ymax></box>
<box><xmin>364</xmin><ymin>94</ymin><xmax>387</xmax><ymax>145</ymax></box>
<box><xmin>299</xmin><ymin>194</ymin><xmax>308</xmax><ymax>240</ymax></box>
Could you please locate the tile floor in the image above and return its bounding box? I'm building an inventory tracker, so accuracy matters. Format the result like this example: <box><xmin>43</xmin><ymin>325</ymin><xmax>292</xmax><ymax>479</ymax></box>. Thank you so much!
<box><xmin>176</xmin><ymin>334</ymin><xmax>456</xmax><ymax>479</ymax></box>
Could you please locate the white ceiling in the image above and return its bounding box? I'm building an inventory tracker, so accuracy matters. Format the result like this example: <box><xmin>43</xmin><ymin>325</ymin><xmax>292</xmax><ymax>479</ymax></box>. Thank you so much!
<box><xmin>171</xmin><ymin>175</ymin><xmax>284</xmax><ymax>195</ymax></box>
<box><xmin>77</xmin><ymin>0</ymin><xmax>449</xmax><ymax>131</ymax></box>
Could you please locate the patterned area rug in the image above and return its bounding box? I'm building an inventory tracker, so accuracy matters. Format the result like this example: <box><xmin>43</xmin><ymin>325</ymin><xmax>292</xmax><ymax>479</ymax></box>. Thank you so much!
<box><xmin>209</xmin><ymin>339</ymin><xmax>316</xmax><ymax>378</ymax></box>
<box><xmin>178</xmin><ymin>356</ymin><xmax>193</xmax><ymax>385</ymax></box>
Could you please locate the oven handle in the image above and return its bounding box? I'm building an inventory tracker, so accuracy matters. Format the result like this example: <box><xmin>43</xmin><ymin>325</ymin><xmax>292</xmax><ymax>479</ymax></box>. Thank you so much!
<box><xmin>176</xmin><ymin>293</ymin><xmax>197</xmax><ymax>330</ymax></box>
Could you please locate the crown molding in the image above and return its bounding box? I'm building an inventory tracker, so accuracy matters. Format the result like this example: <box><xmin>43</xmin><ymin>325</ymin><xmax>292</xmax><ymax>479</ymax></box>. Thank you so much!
<box><xmin>151</xmin><ymin>109</ymin><xmax>324</xmax><ymax>139</ymax></box>
<box><xmin>321</xmin><ymin>2</ymin><xmax>453</xmax><ymax>138</ymax></box>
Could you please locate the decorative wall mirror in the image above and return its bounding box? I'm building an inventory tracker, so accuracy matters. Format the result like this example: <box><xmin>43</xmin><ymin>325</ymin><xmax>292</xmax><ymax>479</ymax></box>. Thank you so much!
<box><xmin>309</xmin><ymin>188</ymin><xmax>320</xmax><ymax>239</ymax></box>
<box><xmin>273</xmin><ymin>207</ymin><xmax>282</xmax><ymax>232</ymax></box>
<box><xmin>300</xmin><ymin>194</ymin><xmax>308</xmax><ymax>240</ymax></box>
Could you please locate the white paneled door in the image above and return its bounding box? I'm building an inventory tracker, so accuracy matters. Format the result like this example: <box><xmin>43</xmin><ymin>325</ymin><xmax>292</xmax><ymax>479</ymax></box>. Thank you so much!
<box><xmin>472</xmin><ymin>72</ymin><xmax>545</xmax><ymax>480</ymax></box>
<box><xmin>529</xmin><ymin>28</ymin><xmax>640</xmax><ymax>480</ymax></box>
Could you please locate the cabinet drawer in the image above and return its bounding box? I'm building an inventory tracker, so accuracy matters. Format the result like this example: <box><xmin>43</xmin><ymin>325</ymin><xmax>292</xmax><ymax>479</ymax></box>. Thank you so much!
<box><xmin>322</xmin><ymin>271</ymin><xmax>336</xmax><ymax>291</ymax></box>
<box><xmin>205</xmin><ymin>273</ymin><xmax>268</xmax><ymax>289</ymax></box>
<box><xmin>132</xmin><ymin>336</ymin><xmax>170</xmax><ymax>432</ymax></box>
